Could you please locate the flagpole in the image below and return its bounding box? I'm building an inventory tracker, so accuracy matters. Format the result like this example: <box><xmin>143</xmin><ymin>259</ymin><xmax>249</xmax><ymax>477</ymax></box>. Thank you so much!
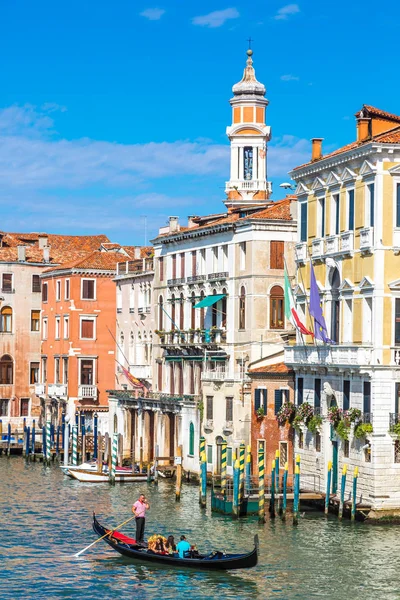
<box><xmin>284</xmin><ymin>256</ymin><xmax>306</xmax><ymax>348</ymax></box>
<box><xmin>292</xmin><ymin>249</ymin><xmax>317</xmax><ymax>347</ymax></box>
<box><xmin>107</xmin><ymin>325</ymin><xmax>130</xmax><ymax>365</ymax></box>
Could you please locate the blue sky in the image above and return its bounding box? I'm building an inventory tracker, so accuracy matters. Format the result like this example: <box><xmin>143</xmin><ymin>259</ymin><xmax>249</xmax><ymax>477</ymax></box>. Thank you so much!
<box><xmin>0</xmin><ymin>0</ymin><xmax>393</xmax><ymax>245</ymax></box>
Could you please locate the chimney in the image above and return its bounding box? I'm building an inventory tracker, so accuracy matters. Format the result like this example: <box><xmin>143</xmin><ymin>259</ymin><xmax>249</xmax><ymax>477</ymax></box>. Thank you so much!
<box><xmin>357</xmin><ymin>117</ymin><xmax>370</xmax><ymax>142</ymax></box>
<box><xmin>17</xmin><ymin>245</ymin><xmax>26</xmax><ymax>262</ymax></box>
<box><xmin>188</xmin><ymin>215</ymin><xmax>197</xmax><ymax>228</ymax></box>
<box><xmin>43</xmin><ymin>246</ymin><xmax>50</xmax><ymax>263</ymax></box>
<box><xmin>38</xmin><ymin>234</ymin><xmax>48</xmax><ymax>249</ymax></box>
<box><xmin>134</xmin><ymin>246</ymin><xmax>141</xmax><ymax>259</ymax></box>
<box><xmin>169</xmin><ymin>216</ymin><xmax>179</xmax><ymax>233</ymax></box>
<box><xmin>311</xmin><ymin>138</ymin><xmax>323</xmax><ymax>161</ymax></box>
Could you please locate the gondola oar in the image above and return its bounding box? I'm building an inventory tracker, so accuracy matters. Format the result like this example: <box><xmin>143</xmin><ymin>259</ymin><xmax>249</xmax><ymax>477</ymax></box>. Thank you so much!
<box><xmin>74</xmin><ymin>515</ymin><xmax>136</xmax><ymax>557</ymax></box>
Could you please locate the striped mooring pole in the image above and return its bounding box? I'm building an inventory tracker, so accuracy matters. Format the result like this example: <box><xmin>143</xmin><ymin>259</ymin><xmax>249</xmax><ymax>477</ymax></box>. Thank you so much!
<box><xmin>293</xmin><ymin>454</ymin><xmax>301</xmax><ymax>525</ymax></box>
<box><xmin>46</xmin><ymin>420</ymin><xmax>51</xmax><ymax>464</ymax></box>
<box><xmin>72</xmin><ymin>425</ymin><xmax>78</xmax><ymax>466</ymax></box>
<box><xmin>339</xmin><ymin>464</ymin><xmax>348</xmax><ymax>520</ymax></box>
<box><xmin>258</xmin><ymin>444</ymin><xmax>265</xmax><ymax>523</ymax></box>
<box><xmin>220</xmin><ymin>440</ymin><xmax>227</xmax><ymax>497</ymax></box>
<box><xmin>245</xmin><ymin>445</ymin><xmax>251</xmax><ymax>495</ymax></box>
<box><xmin>325</xmin><ymin>461</ymin><xmax>332</xmax><ymax>515</ymax></box>
<box><xmin>42</xmin><ymin>426</ymin><xmax>46</xmax><ymax>460</ymax></box>
<box><xmin>282</xmin><ymin>461</ymin><xmax>288</xmax><ymax>520</ymax></box>
<box><xmin>351</xmin><ymin>466</ymin><xmax>359</xmax><ymax>521</ymax></box>
<box><xmin>239</xmin><ymin>442</ymin><xmax>245</xmax><ymax>505</ymax></box>
<box><xmin>63</xmin><ymin>416</ymin><xmax>70</xmax><ymax>467</ymax></box>
<box><xmin>200</xmin><ymin>452</ymin><xmax>207</xmax><ymax>507</ymax></box>
<box><xmin>56</xmin><ymin>426</ymin><xmax>60</xmax><ymax>457</ymax></box>
<box><xmin>232</xmin><ymin>459</ymin><xmax>240</xmax><ymax>518</ymax></box>
<box><xmin>110</xmin><ymin>432</ymin><xmax>118</xmax><ymax>484</ymax></box>
<box><xmin>75</xmin><ymin>411</ymin><xmax>79</xmax><ymax>427</ymax></box>
<box><xmin>275</xmin><ymin>449</ymin><xmax>281</xmax><ymax>514</ymax></box>
<box><xmin>270</xmin><ymin>459</ymin><xmax>276</xmax><ymax>518</ymax></box>
<box><xmin>199</xmin><ymin>437</ymin><xmax>206</xmax><ymax>502</ymax></box>
<box><xmin>93</xmin><ymin>413</ymin><xmax>98</xmax><ymax>460</ymax></box>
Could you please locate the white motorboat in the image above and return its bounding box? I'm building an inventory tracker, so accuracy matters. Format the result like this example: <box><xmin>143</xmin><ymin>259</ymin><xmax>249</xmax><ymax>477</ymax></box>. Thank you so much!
<box><xmin>68</xmin><ymin>468</ymin><xmax>150</xmax><ymax>483</ymax></box>
<box><xmin>61</xmin><ymin>460</ymin><xmax>100</xmax><ymax>476</ymax></box>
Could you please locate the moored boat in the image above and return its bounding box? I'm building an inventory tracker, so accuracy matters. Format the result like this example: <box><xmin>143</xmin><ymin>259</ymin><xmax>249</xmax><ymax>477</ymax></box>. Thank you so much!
<box><xmin>92</xmin><ymin>513</ymin><xmax>258</xmax><ymax>570</ymax></box>
<box><xmin>69</xmin><ymin>469</ymin><xmax>150</xmax><ymax>483</ymax></box>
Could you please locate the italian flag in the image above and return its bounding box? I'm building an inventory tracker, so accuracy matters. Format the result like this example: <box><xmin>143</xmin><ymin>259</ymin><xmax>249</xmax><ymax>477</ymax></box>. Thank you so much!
<box><xmin>284</xmin><ymin>266</ymin><xmax>314</xmax><ymax>336</ymax></box>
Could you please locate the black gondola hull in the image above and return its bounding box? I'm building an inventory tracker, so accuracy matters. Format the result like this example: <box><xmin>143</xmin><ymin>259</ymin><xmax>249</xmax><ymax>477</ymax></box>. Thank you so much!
<box><xmin>92</xmin><ymin>514</ymin><xmax>258</xmax><ymax>570</ymax></box>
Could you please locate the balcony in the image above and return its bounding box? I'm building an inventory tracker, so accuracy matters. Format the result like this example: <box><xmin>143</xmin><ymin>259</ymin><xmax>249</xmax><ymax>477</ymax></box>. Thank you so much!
<box><xmin>340</xmin><ymin>231</ymin><xmax>354</xmax><ymax>254</ymax></box>
<box><xmin>202</xmin><ymin>369</ymin><xmax>250</xmax><ymax>382</ymax></box>
<box><xmin>389</xmin><ymin>413</ymin><xmax>400</xmax><ymax>432</ymax></box>
<box><xmin>208</xmin><ymin>272</ymin><xmax>229</xmax><ymax>282</ymax></box>
<box><xmin>78</xmin><ymin>385</ymin><xmax>98</xmax><ymax>399</ymax></box>
<box><xmin>48</xmin><ymin>383</ymin><xmax>67</xmax><ymax>397</ymax></box>
<box><xmin>203</xmin><ymin>419</ymin><xmax>214</xmax><ymax>432</ymax></box>
<box><xmin>159</xmin><ymin>329</ymin><xmax>227</xmax><ymax>346</ymax></box>
<box><xmin>129</xmin><ymin>308</ymin><xmax>135</xmax><ymax>313</ymax></box>
<box><xmin>360</xmin><ymin>227</ymin><xmax>374</xmax><ymax>253</ymax></box>
<box><xmin>167</xmin><ymin>277</ymin><xmax>185</xmax><ymax>286</ymax></box>
<box><xmin>285</xmin><ymin>344</ymin><xmax>373</xmax><ymax>367</ymax></box>
<box><xmin>295</xmin><ymin>242</ymin><xmax>307</xmax><ymax>263</ymax></box>
<box><xmin>34</xmin><ymin>383</ymin><xmax>46</xmax><ymax>396</ymax></box>
<box><xmin>223</xmin><ymin>420</ymin><xmax>234</xmax><ymax>434</ymax></box>
<box><xmin>1</xmin><ymin>288</ymin><xmax>15</xmax><ymax>294</ymax></box>
<box><xmin>117</xmin><ymin>259</ymin><xmax>154</xmax><ymax>276</ymax></box>
<box><xmin>128</xmin><ymin>365</ymin><xmax>152</xmax><ymax>379</ymax></box>
<box><xmin>325</xmin><ymin>234</ymin><xmax>339</xmax><ymax>255</ymax></box>
<box><xmin>312</xmin><ymin>238</ymin><xmax>324</xmax><ymax>260</ymax></box>
<box><xmin>138</xmin><ymin>306</ymin><xmax>151</xmax><ymax>314</ymax></box>
<box><xmin>147</xmin><ymin>392</ymin><xmax>200</xmax><ymax>403</ymax></box>
<box><xmin>392</xmin><ymin>348</ymin><xmax>400</xmax><ymax>366</ymax></box>
<box><xmin>187</xmin><ymin>275</ymin><xmax>206</xmax><ymax>284</ymax></box>
<box><xmin>226</xmin><ymin>179</ymin><xmax>267</xmax><ymax>191</ymax></box>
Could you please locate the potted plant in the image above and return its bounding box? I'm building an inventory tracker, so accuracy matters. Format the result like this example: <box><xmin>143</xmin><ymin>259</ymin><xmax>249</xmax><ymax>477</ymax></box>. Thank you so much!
<box><xmin>307</xmin><ymin>414</ymin><xmax>323</xmax><ymax>434</ymax></box>
<box><xmin>354</xmin><ymin>422</ymin><xmax>373</xmax><ymax>439</ymax></box>
<box><xmin>328</xmin><ymin>406</ymin><xmax>342</xmax><ymax>428</ymax></box>
<box><xmin>256</xmin><ymin>406</ymin><xmax>265</xmax><ymax>419</ymax></box>
<box><xmin>390</xmin><ymin>422</ymin><xmax>400</xmax><ymax>439</ymax></box>
<box><xmin>297</xmin><ymin>402</ymin><xmax>314</xmax><ymax>426</ymax></box>
<box><xmin>346</xmin><ymin>407</ymin><xmax>362</xmax><ymax>423</ymax></box>
<box><xmin>276</xmin><ymin>402</ymin><xmax>296</xmax><ymax>427</ymax></box>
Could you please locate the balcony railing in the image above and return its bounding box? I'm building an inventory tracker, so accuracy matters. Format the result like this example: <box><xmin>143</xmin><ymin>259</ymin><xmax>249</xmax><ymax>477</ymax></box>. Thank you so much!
<box><xmin>145</xmin><ymin>392</ymin><xmax>200</xmax><ymax>403</ymax></box>
<box><xmin>226</xmin><ymin>179</ymin><xmax>267</xmax><ymax>191</ymax></box>
<box><xmin>391</xmin><ymin>348</ymin><xmax>400</xmax><ymax>365</ymax></box>
<box><xmin>1</xmin><ymin>288</ymin><xmax>15</xmax><ymax>294</ymax></box>
<box><xmin>78</xmin><ymin>385</ymin><xmax>98</xmax><ymax>399</ymax></box>
<box><xmin>201</xmin><ymin>369</ymin><xmax>250</xmax><ymax>382</ymax></box>
<box><xmin>138</xmin><ymin>306</ymin><xmax>151</xmax><ymax>314</ymax></box>
<box><xmin>48</xmin><ymin>383</ymin><xmax>67</xmax><ymax>397</ymax></box>
<box><xmin>361</xmin><ymin>412</ymin><xmax>372</xmax><ymax>424</ymax></box>
<box><xmin>117</xmin><ymin>259</ymin><xmax>154</xmax><ymax>276</ymax></box>
<box><xmin>285</xmin><ymin>344</ymin><xmax>373</xmax><ymax>367</ymax></box>
<box><xmin>360</xmin><ymin>226</ymin><xmax>374</xmax><ymax>252</ymax></box>
<box><xmin>167</xmin><ymin>278</ymin><xmax>185</xmax><ymax>286</ymax></box>
<box><xmin>223</xmin><ymin>420</ymin><xmax>234</xmax><ymax>434</ymax></box>
<box><xmin>325</xmin><ymin>234</ymin><xmax>339</xmax><ymax>255</ymax></box>
<box><xmin>340</xmin><ymin>231</ymin><xmax>354</xmax><ymax>254</ymax></box>
<box><xmin>187</xmin><ymin>275</ymin><xmax>206</xmax><ymax>284</ymax></box>
<box><xmin>34</xmin><ymin>383</ymin><xmax>46</xmax><ymax>396</ymax></box>
<box><xmin>295</xmin><ymin>242</ymin><xmax>307</xmax><ymax>263</ymax></box>
<box><xmin>390</xmin><ymin>413</ymin><xmax>400</xmax><ymax>431</ymax></box>
<box><xmin>312</xmin><ymin>238</ymin><xmax>324</xmax><ymax>260</ymax></box>
<box><xmin>203</xmin><ymin>419</ymin><xmax>214</xmax><ymax>432</ymax></box>
<box><xmin>159</xmin><ymin>329</ymin><xmax>227</xmax><ymax>345</ymax></box>
<box><xmin>208</xmin><ymin>272</ymin><xmax>229</xmax><ymax>281</ymax></box>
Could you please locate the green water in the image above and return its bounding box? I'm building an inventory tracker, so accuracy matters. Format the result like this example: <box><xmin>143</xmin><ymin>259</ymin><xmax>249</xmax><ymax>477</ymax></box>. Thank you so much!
<box><xmin>1</xmin><ymin>458</ymin><xmax>399</xmax><ymax>600</ymax></box>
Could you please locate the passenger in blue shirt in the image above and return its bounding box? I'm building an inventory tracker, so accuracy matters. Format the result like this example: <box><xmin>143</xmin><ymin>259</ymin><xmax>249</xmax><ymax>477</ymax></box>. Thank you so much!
<box><xmin>176</xmin><ymin>535</ymin><xmax>191</xmax><ymax>558</ymax></box>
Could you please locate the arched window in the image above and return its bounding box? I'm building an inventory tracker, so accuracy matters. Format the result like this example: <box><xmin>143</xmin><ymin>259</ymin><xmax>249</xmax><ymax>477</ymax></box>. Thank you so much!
<box><xmin>221</xmin><ymin>288</ymin><xmax>227</xmax><ymax>328</ymax></box>
<box><xmin>0</xmin><ymin>355</ymin><xmax>13</xmax><ymax>384</ymax></box>
<box><xmin>158</xmin><ymin>296</ymin><xmax>164</xmax><ymax>330</ymax></box>
<box><xmin>191</xmin><ymin>292</ymin><xmax>196</xmax><ymax>329</ymax></box>
<box><xmin>189</xmin><ymin>421</ymin><xmax>195</xmax><ymax>456</ymax></box>
<box><xmin>171</xmin><ymin>294</ymin><xmax>176</xmax><ymax>331</ymax></box>
<box><xmin>239</xmin><ymin>286</ymin><xmax>246</xmax><ymax>330</ymax></box>
<box><xmin>0</xmin><ymin>307</ymin><xmax>12</xmax><ymax>333</ymax></box>
<box><xmin>212</xmin><ymin>288</ymin><xmax>218</xmax><ymax>328</ymax></box>
<box><xmin>270</xmin><ymin>285</ymin><xmax>284</xmax><ymax>329</ymax></box>
<box><xmin>199</xmin><ymin>290</ymin><xmax>205</xmax><ymax>329</ymax></box>
<box><xmin>179</xmin><ymin>293</ymin><xmax>184</xmax><ymax>330</ymax></box>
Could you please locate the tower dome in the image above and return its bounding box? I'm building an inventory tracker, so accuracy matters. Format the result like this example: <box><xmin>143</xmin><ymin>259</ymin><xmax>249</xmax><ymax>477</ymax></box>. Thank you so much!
<box><xmin>232</xmin><ymin>49</ymin><xmax>266</xmax><ymax>97</ymax></box>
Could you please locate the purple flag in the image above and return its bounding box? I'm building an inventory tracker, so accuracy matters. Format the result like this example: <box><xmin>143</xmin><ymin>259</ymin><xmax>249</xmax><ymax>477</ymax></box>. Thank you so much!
<box><xmin>309</xmin><ymin>261</ymin><xmax>332</xmax><ymax>343</ymax></box>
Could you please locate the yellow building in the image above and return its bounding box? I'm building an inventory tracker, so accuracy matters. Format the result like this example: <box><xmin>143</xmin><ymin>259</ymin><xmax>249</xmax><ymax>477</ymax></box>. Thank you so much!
<box><xmin>285</xmin><ymin>105</ymin><xmax>400</xmax><ymax>518</ymax></box>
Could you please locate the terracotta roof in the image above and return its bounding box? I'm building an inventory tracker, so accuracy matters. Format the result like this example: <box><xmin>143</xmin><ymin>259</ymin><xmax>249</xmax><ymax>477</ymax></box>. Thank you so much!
<box><xmin>43</xmin><ymin>250</ymin><xmax>128</xmax><ymax>273</ymax></box>
<box><xmin>249</xmin><ymin>198</ymin><xmax>294</xmax><ymax>221</ymax></box>
<box><xmin>249</xmin><ymin>362</ymin><xmax>294</xmax><ymax>375</ymax></box>
<box><xmin>355</xmin><ymin>105</ymin><xmax>400</xmax><ymax>122</ymax></box>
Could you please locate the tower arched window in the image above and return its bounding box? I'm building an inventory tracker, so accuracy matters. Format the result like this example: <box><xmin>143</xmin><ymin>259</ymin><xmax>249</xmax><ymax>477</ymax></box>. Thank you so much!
<box><xmin>0</xmin><ymin>307</ymin><xmax>12</xmax><ymax>333</ymax></box>
<box><xmin>244</xmin><ymin>147</ymin><xmax>253</xmax><ymax>180</ymax></box>
<box><xmin>239</xmin><ymin>286</ymin><xmax>246</xmax><ymax>330</ymax></box>
<box><xmin>0</xmin><ymin>354</ymin><xmax>13</xmax><ymax>384</ymax></box>
<box><xmin>158</xmin><ymin>296</ymin><xmax>164</xmax><ymax>330</ymax></box>
<box><xmin>189</xmin><ymin>421</ymin><xmax>195</xmax><ymax>456</ymax></box>
<box><xmin>270</xmin><ymin>285</ymin><xmax>284</xmax><ymax>329</ymax></box>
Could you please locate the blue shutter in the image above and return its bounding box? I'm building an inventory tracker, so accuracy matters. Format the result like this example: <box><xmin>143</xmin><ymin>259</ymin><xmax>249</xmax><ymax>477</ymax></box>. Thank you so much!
<box><xmin>274</xmin><ymin>390</ymin><xmax>283</xmax><ymax>415</ymax></box>
<box><xmin>363</xmin><ymin>382</ymin><xmax>371</xmax><ymax>414</ymax></box>
<box><xmin>397</xmin><ymin>184</ymin><xmax>400</xmax><ymax>228</ymax></box>
<box><xmin>335</xmin><ymin>194</ymin><xmax>340</xmax><ymax>235</ymax></box>
<box><xmin>254</xmin><ymin>389</ymin><xmax>261</xmax><ymax>412</ymax></box>
<box><xmin>314</xmin><ymin>379</ymin><xmax>321</xmax><ymax>409</ymax></box>
<box><xmin>262</xmin><ymin>389</ymin><xmax>268</xmax><ymax>414</ymax></box>
<box><xmin>321</xmin><ymin>197</ymin><xmax>325</xmax><ymax>237</ymax></box>
<box><xmin>300</xmin><ymin>203</ymin><xmax>307</xmax><ymax>242</ymax></box>
<box><xmin>369</xmin><ymin>183</ymin><xmax>375</xmax><ymax>227</ymax></box>
<box><xmin>348</xmin><ymin>190</ymin><xmax>355</xmax><ymax>230</ymax></box>
<box><xmin>297</xmin><ymin>377</ymin><xmax>304</xmax><ymax>405</ymax></box>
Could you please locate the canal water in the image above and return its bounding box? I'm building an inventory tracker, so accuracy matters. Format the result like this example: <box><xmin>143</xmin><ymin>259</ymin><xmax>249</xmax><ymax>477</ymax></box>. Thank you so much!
<box><xmin>1</xmin><ymin>458</ymin><xmax>400</xmax><ymax>600</ymax></box>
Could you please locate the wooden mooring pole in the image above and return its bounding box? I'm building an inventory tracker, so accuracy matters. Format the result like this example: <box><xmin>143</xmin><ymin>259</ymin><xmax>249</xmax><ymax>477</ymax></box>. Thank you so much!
<box><xmin>339</xmin><ymin>464</ymin><xmax>348</xmax><ymax>520</ymax></box>
<box><xmin>270</xmin><ymin>459</ymin><xmax>276</xmax><ymax>518</ymax></box>
<box><xmin>175</xmin><ymin>445</ymin><xmax>182</xmax><ymax>501</ymax></box>
<box><xmin>325</xmin><ymin>461</ymin><xmax>332</xmax><ymax>515</ymax></box>
<box><xmin>282</xmin><ymin>461</ymin><xmax>288</xmax><ymax>520</ymax></box>
<box><xmin>232</xmin><ymin>459</ymin><xmax>240</xmax><ymax>519</ymax></box>
<box><xmin>200</xmin><ymin>452</ymin><xmax>207</xmax><ymax>508</ymax></box>
<box><xmin>275</xmin><ymin>449</ymin><xmax>281</xmax><ymax>515</ymax></box>
<box><xmin>293</xmin><ymin>455</ymin><xmax>300</xmax><ymax>525</ymax></box>
<box><xmin>245</xmin><ymin>446</ymin><xmax>251</xmax><ymax>495</ymax></box>
<box><xmin>7</xmin><ymin>423</ymin><xmax>11</xmax><ymax>456</ymax></box>
<box><xmin>351</xmin><ymin>466</ymin><xmax>359</xmax><ymax>521</ymax></box>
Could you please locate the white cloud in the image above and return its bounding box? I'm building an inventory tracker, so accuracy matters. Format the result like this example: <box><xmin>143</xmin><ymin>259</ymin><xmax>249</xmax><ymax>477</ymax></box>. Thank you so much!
<box><xmin>280</xmin><ymin>74</ymin><xmax>299</xmax><ymax>81</ymax></box>
<box><xmin>274</xmin><ymin>4</ymin><xmax>300</xmax><ymax>20</ymax></box>
<box><xmin>140</xmin><ymin>8</ymin><xmax>165</xmax><ymax>21</ymax></box>
<box><xmin>268</xmin><ymin>136</ymin><xmax>310</xmax><ymax>177</ymax></box>
<box><xmin>192</xmin><ymin>8</ymin><xmax>239</xmax><ymax>28</ymax></box>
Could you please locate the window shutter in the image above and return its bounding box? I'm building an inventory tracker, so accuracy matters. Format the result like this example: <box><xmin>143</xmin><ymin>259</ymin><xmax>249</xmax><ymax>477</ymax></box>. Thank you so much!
<box><xmin>397</xmin><ymin>184</ymin><xmax>400</xmax><ymax>228</ymax></box>
<box><xmin>159</xmin><ymin>257</ymin><xmax>164</xmax><ymax>281</ymax></box>
<box><xmin>262</xmin><ymin>389</ymin><xmax>268</xmax><ymax>413</ymax></box>
<box><xmin>274</xmin><ymin>389</ymin><xmax>283</xmax><ymax>414</ymax></box>
<box><xmin>81</xmin><ymin>319</ymin><xmax>94</xmax><ymax>338</ymax></box>
<box><xmin>270</xmin><ymin>241</ymin><xmax>277</xmax><ymax>269</ymax></box>
<box><xmin>192</xmin><ymin>251</ymin><xmax>197</xmax><ymax>276</ymax></box>
<box><xmin>300</xmin><ymin>203</ymin><xmax>307</xmax><ymax>241</ymax></box>
<box><xmin>254</xmin><ymin>389</ymin><xmax>261</xmax><ymax>412</ymax></box>
<box><xmin>348</xmin><ymin>190</ymin><xmax>355</xmax><ymax>230</ymax></box>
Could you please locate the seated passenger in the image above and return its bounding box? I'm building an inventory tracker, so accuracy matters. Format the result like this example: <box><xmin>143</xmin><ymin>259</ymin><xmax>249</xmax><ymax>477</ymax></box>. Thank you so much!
<box><xmin>165</xmin><ymin>535</ymin><xmax>176</xmax><ymax>554</ymax></box>
<box><xmin>154</xmin><ymin>537</ymin><xmax>166</xmax><ymax>554</ymax></box>
<box><xmin>176</xmin><ymin>535</ymin><xmax>191</xmax><ymax>559</ymax></box>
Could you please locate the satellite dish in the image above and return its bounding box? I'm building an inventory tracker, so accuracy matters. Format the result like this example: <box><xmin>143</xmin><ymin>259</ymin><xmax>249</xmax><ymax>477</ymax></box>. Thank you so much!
<box><xmin>279</xmin><ymin>182</ymin><xmax>294</xmax><ymax>190</ymax></box>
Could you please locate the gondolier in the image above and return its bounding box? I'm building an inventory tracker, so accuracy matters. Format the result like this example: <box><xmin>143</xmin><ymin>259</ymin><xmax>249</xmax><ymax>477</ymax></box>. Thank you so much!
<box><xmin>132</xmin><ymin>493</ymin><xmax>149</xmax><ymax>543</ymax></box>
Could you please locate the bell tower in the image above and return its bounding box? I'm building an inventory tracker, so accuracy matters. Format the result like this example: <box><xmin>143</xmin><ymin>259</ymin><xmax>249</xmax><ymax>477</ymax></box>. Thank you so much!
<box><xmin>225</xmin><ymin>49</ymin><xmax>271</xmax><ymax>208</ymax></box>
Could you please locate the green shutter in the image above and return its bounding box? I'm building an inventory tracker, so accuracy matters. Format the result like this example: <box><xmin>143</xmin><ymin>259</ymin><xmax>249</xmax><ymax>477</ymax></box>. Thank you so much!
<box><xmin>274</xmin><ymin>390</ymin><xmax>283</xmax><ymax>415</ymax></box>
<box><xmin>189</xmin><ymin>422</ymin><xmax>194</xmax><ymax>456</ymax></box>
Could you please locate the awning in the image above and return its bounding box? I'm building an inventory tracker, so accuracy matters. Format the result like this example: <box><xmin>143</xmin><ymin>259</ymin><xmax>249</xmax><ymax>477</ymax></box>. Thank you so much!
<box><xmin>194</xmin><ymin>294</ymin><xmax>225</xmax><ymax>309</ymax></box>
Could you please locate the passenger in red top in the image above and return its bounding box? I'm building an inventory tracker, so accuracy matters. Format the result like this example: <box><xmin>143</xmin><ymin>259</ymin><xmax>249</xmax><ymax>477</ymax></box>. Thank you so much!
<box><xmin>132</xmin><ymin>494</ymin><xmax>150</xmax><ymax>543</ymax></box>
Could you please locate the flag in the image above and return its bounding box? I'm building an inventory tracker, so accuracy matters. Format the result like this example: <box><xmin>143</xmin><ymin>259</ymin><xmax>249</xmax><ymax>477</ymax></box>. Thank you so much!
<box><xmin>121</xmin><ymin>366</ymin><xmax>144</xmax><ymax>388</ymax></box>
<box><xmin>284</xmin><ymin>266</ymin><xmax>313</xmax><ymax>336</ymax></box>
<box><xmin>309</xmin><ymin>261</ymin><xmax>332</xmax><ymax>343</ymax></box>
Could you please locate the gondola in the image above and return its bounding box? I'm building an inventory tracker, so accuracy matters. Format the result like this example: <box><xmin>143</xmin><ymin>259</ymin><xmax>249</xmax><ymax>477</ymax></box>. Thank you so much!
<box><xmin>92</xmin><ymin>514</ymin><xmax>258</xmax><ymax>570</ymax></box>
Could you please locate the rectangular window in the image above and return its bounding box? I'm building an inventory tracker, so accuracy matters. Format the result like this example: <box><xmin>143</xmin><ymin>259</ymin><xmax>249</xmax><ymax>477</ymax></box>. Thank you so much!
<box><xmin>2</xmin><ymin>273</ymin><xmax>13</xmax><ymax>292</ymax></box>
<box><xmin>191</xmin><ymin>251</ymin><xmax>197</xmax><ymax>276</ymax></box>
<box><xmin>300</xmin><ymin>202</ymin><xmax>307</xmax><ymax>241</ymax></box>
<box><xmin>20</xmin><ymin>398</ymin><xmax>30</xmax><ymax>417</ymax></box>
<box><xmin>0</xmin><ymin>399</ymin><xmax>9</xmax><ymax>417</ymax></box>
<box><xmin>395</xmin><ymin>440</ymin><xmax>400</xmax><ymax>464</ymax></box>
<box><xmin>206</xmin><ymin>396</ymin><xmax>213</xmax><ymax>420</ymax></box>
<box><xmin>274</xmin><ymin>389</ymin><xmax>283</xmax><ymax>415</ymax></box>
<box><xmin>270</xmin><ymin>241</ymin><xmax>284</xmax><ymax>269</ymax></box>
<box><xmin>180</xmin><ymin>253</ymin><xmax>185</xmax><ymax>279</ymax></box>
<box><xmin>344</xmin><ymin>439</ymin><xmax>350</xmax><ymax>458</ymax></box>
<box><xmin>42</xmin><ymin>282</ymin><xmax>48</xmax><ymax>302</ymax></box>
<box><xmin>343</xmin><ymin>299</ymin><xmax>353</xmax><ymax>343</ymax></box>
<box><xmin>30</xmin><ymin>362</ymin><xmax>39</xmax><ymax>384</ymax></box>
<box><xmin>56</xmin><ymin>280</ymin><xmax>61</xmax><ymax>301</ymax></box>
<box><xmin>41</xmin><ymin>357</ymin><xmax>47</xmax><ymax>383</ymax></box>
<box><xmin>55</xmin><ymin>357</ymin><xmax>60</xmax><ymax>384</ymax></box>
<box><xmin>222</xmin><ymin>245</ymin><xmax>228</xmax><ymax>270</ymax></box>
<box><xmin>63</xmin><ymin>357</ymin><xmax>68</xmax><ymax>384</ymax></box>
<box><xmin>226</xmin><ymin>396</ymin><xmax>233</xmax><ymax>421</ymax></box>
<box><xmin>81</xmin><ymin>279</ymin><xmax>95</xmax><ymax>300</ymax></box>
<box><xmin>207</xmin><ymin>445</ymin><xmax>213</xmax><ymax>465</ymax></box>
<box><xmin>31</xmin><ymin>310</ymin><xmax>40</xmax><ymax>332</ymax></box>
<box><xmin>254</xmin><ymin>388</ymin><xmax>267</xmax><ymax>414</ymax></box>
<box><xmin>318</xmin><ymin>197</ymin><xmax>325</xmax><ymax>238</ymax></box>
<box><xmin>363</xmin><ymin>381</ymin><xmax>371</xmax><ymax>415</ymax></box>
<box><xmin>343</xmin><ymin>380</ymin><xmax>350</xmax><ymax>411</ymax></box>
<box><xmin>212</xmin><ymin>246</ymin><xmax>218</xmax><ymax>272</ymax></box>
<box><xmin>65</xmin><ymin>279</ymin><xmax>70</xmax><ymax>300</ymax></box>
<box><xmin>159</xmin><ymin>257</ymin><xmax>164</xmax><ymax>281</ymax></box>
<box><xmin>81</xmin><ymin>318</ymin><xmax>95</xmax><ymax>339</ymax></box>
<box><xmin>298</xmin><ymin>430</ymin><xmax>304</xmax><ymax>449</ymax></box>
<box><xmin>348</xmin><ymin>189</ymin><xmax>355</xmax><ymax>230</ymax></box>
<box><xmin>397</xmin><ymin>183</ymin><xmax>400</xmax><ymax>228</ymax></box>
<box><xmin>172</xmin><ymin>254</ymin><xmax>177</xmax><ymax>279</ymax></box>
<box><xmin>367</xmin><ymin>183</ymin><xmax>375</xmax><ymax>228</ymax></box>
<box><xmin>80</xmin><ymin>359</ymin><xmax>94</xmax><ymax>385</ymax></box>
<box><xmin>297</xmin><ymin>377</ymin><xmax>304</xmax><ymax>405</ymax></box>
<box><xmin>55</xmin><ymin>316</ymin><xmax>61</xmax><ymax>339</ymax></box>
<box><xmin>395</xmin><ymin>299</ymin><xmax>400</xmax><ymax>345</ymax></box>
<box><xmin>315</xmin><ymin>432</ymin><xmax>321</xmax><ymax>452</ymax></box>
<box><xmin>42</xmin><ymin>317</ymin><xmax>48</xmax><ymax>339</ymax></box>
<box><xmin>314</xmin><ymin>378</ymin><xmax>321</xmax><ymax>409</ymax></box>
<box><xmin>32</xmin><ymin>274</ymin><xmax>41</xmax><ymax>293</ymax></box>
<box><xmin>63</xmin><ymin>315</ymin><xmax>69</xmax><ymax>339</ymax></box>
<box><xmin>240</xmin><ymin>242</ymin><xmax>246</xmax><ymax>271</ymax></box>
<box><xmin>227</xmin><ymin>447</ymin><xmax>233</xmax><ymax>467</ymax></box>
<box><xmin>334</xmin><ymin>194</ymin><xmax>340</xmax><ymax>235</ymax></box>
